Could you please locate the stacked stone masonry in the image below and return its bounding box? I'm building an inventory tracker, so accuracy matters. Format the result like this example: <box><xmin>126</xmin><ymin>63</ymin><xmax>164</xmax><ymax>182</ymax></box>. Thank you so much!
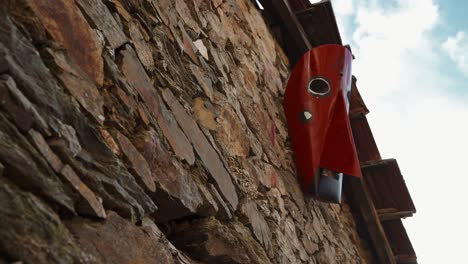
<box><xmin>0</xmin><ymin>0</ymin><xmax>374</xmax><ymax>263</ymax></box>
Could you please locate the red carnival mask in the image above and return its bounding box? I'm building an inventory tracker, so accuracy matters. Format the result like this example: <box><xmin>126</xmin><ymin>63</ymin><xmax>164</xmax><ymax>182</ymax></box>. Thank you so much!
<box><xmin>283</xmin><ymin>44</ymin><xmax>361</xmax><ymax>202</ymax></box>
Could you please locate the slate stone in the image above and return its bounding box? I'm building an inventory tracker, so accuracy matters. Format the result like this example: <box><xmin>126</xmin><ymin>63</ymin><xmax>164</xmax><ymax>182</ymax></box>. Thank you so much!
<box><xmin>140</xmin><ymin>218</ymin><xmax>203</xmax><ymax>264</ymax></box>
<box><xmin>274</xmin><ymin>229</ymin><xmax>298</xmax><ymax>264</ymax></box>
<box><xmin>25</xmin><ymin>0</ymin><xmax>104</xmax><ymax>85</ymax></box>
<box><xmin>180</xmin><ymin>23</ymin><xmax>199</xmax><ymax>64</ymax></box>
<box><xmin>161</xmin><ymin>88</ymin><xmax>239</xmax><ymax>210</ymax></box>
<box><xmin>110</xmin><ymin>0</ymin><xmax>133</xmax><ymax>23</ymax></box>
<box><xmin>118</xmin><ymin>46</ymin><xmax>195</xmax><ymax>165</ymax></box>
<box><xmin>209</xmin><ymin>184</ymin><xmax>232</xmax><ymax>220</ymax></box>
<box><xmin>0</xmin><ymin>178</ymin><xmax>90</xmax><ymax>264</ymax></box>
<box><xmin>28</xmin><ymin>129</ymin><xmax>64</xmax><ymax>173</ymax></box>
<box><xmin>279</xmin><ymin>170</ymin><xmax>306</xmax><ymax>213</ymax></box>
<box><xmin>216</xmin><ymin>106</ymin><xmax>250</xmax><ymax>157</ymax></box>
<box><xmin>77</xmin><ymin>151</ymin><xmax>158</xmax><ymax>220</ymax></box>
<box><xmin>212</xmin><ymin>0</ymin><xmax>224</xmax><ymax>9</ymax></box>
<box><xmin>193</xmin><ymin>97</ymin><xmax>217</xmax><ymax>130</ymax></box>
<box><xmin>114</xmin><ymin>131</ymin><xmax>156</xmax><ymax>192</ymax></box>
<box><xmin>190</xmin><ymin>64</ymin><xmax>214</xmax><ymax>101</ymax></box>
<box><xmin>170</xmin><ymin>218</ymin><xmax>270</xmax><ymax>264</ymax></box>
<box><xmin>208</xmin><ymin>43</ymin><xmax>229</xmax><ymax>79</ymax></box>
<box><xmin>43</xmin><ymin>47</ymin><xmax>105</xmax><ymax>125</ymax></box>
<box><xmin>75</xmin><ymin>0</ymin><xmax>128</xmax><ymax>49</ymax></box>
<box><xmin>111</xmin><ymin>86</ymin><xmax>138</xmax><ymax>112</ymax></box>
<box><xmin>196</xmin><ymin>183</ymin><xmax>220</xmax><ymax>217</ymax></box>
<box><xmin>137</xmin><ymin>104</ymin><xmax>151</xmax><ymax>125</ymax></box>
<box><xmin>284</xmin><ymin>216</ymin><xmax>308</xmax><ymax>260</ymax></box>
<box><xmin>194</xmin><ymin>39</ymin><xmax>209</xmax><ymax>60</ymax></box>
<box><xmin>0</xmin><ymin>114</ymin><xmax>75</xmax><ymax>213</ymax></box>
<box><xmin>61</xmin><ymin>165</ymin><xmax>107</xmax><ymax>219</ymax></box>
<box><xmin>99</xmin><ymin>128</ymin><xmax>121</xmax><ymax>155</ymax></box>
<box><xmin>0</xmin><ymin>78</ymin><xmax>34</xmax><ymax>133</ymax></box>
<box><xmin>132</xmin><ymin>128</ymin><xmax>205</xmax><ymax>222</ymax></box>
<box><xmin>0</xmin><ymin>76</ymin><xmax>50</xmax><ymax>135</ymax></box>
<box><xmin>240</xmin><ymin>201</ymin><xmax>273</xmax><ymax>256</ymax></box>
<box><xmin>67</xmin><ymin>211</ymin><xmax>175</xmax><ymax>264</ymax></box>
<box><xmin>175</xmin><ymin>0</ymin><xmax>201</xmax><ymax>33</ymax></box>
<box><xmin>102</xmin><ymin>51</ymin><xmax>136</xmax><ymax>96</ymax></box>
<box><xmin>0</xmin><ymin>14</ymin><xmax>67</xmax><ymax>115</ymax></box>
<box><xmin>49</xmin><ymin>136</ymin><xmax>156</xmax><ymax>221</ymax></box>
<box><xmin>48</xmin><ymin>118</ymin><xmax>83</xmax><ymax>157</ymax></box>
<box><xmin>128</xmin><ymin>20</ymin><xmax>154</xmax><ymax>69</ymax></box>
<box><xmin>1</xmin><ymin>0</ymin><xmax>48</xmax><ymax>43</ymax></box>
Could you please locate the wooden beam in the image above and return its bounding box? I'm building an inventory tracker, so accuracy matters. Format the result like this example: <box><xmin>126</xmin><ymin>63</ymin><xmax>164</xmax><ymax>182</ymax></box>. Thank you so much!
<box><xmin>295</xmin><ymin>6</ymin><xmax>316</xmax><ymax>17</ymax></box>
<box><xmin>271</xmin><ymin>0</ymin><xmax>311</xmax><ymax>54</ymax></box>
<box><xmin>395</xmin><ymin>254</ymin><xmax>418</xmax><ymax>264</ymax></box>
<box><xmin>360</xmin><ymin>158</ymin><xmax>396</xmax><ymax>169</ymax></box>
<box><xmin>379</xmin><ymin>210</ymin><xmax>414</xmax><ymax>222</ymax></box>
<box><xmin>349</xmin><ymin>111</ymin><xmax>367</xmax><ymax>120</ymax></box>
<box><xmin>347</xmin><ymin>178</ymin><xmax>397</xmax><ymax>264</ymax></box>
<box><xmin>377</xmin><ymin>208</ymin><xmax>398</xmax><ymax>214</ymax></box>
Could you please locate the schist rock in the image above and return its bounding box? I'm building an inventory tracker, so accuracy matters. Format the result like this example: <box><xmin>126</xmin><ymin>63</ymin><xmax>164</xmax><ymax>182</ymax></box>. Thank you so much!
<box><xmin>114</xmin><ymin>131</ymin><xmax>156</xmax><ymax>192</ymax></box>
<box><xmin>131</xmin><ymin>128</ymin><xmax>209</xmax><ymax>222</ymax></box>
<box><xmin>75</xmin><ymin>0</ymin><xmax>128</xmax><ymax>49</ymax></box>
<box><xmin>66</xmin><ymin>212</ymin><xmax>174</xmax><ymax>264</ymax></box>
<box><xmin>117</xmin><ymin>46</ymin><xmax>196</xmax><ymax>165</ymax></box>
<box><xmin>25</xmin><ymin>0</ymin><xmax>104</xmax><ymax>85</ymax></box>
<box><xmin>0</xmin><ymin>178</ymin><xmax>90</xmax><ymax>264</ymax></box>
<box><xmin>169</xmin><ymin>218</ymin><xmax>270</xmax><ymax>264</ymax></box>
<box><xmin>161</xmin><ymin>88</ymin><xmax>239</xmax><ymax>211</ymax></box>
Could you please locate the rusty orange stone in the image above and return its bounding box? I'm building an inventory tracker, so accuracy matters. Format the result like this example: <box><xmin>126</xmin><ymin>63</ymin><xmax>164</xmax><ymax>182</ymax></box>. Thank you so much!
<box><xmin>27</xmin><ymin>0</ymin><xmax>104</xmax><ymax>85</ymax></box>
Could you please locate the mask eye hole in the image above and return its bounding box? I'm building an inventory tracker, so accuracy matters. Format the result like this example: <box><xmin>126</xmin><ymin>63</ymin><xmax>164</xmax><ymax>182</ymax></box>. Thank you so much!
<box><xmin>308</xmin><ymin>77</ymin><xmax>331</xmax><ymax>97</ymax></box>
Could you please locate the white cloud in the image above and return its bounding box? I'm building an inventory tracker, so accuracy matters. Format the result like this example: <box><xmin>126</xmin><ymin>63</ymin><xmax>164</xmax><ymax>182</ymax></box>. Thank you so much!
<box><xmin>333</xmin><ymin>0</ymin><xmax>355</xmax><ymax>16</ymax></box>
<box><xmin>443</xmin><ymin>31</ymin><xmax>468</xmax><ymax>76</ymax></box>
<box><xmin>335</xmin><ymin>1</ymin><xmax>468</xmax><ymax>263</ymax></box>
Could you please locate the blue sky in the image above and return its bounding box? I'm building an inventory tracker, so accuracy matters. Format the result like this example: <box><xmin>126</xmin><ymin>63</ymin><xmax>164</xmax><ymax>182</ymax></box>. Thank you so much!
<box><xmin>331</xmin><ymin>0</ymin><xmax>468</xmax><ymax>262</ymax></box>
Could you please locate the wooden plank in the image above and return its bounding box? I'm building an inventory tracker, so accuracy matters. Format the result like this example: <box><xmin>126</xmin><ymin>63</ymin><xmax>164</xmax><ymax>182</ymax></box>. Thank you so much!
<box><xmin>349</xmin><ymin>76</ymin><xmax>370</xmax><ymax>118</ymax></box>
<box><xmin>379</xmin><ymin>211</ymin><xmax>414</xmax><ymax>221</ymax></box>
<box><xmin>382</xmin><ymin>220</ymin><xmax>417</xmax><ymax>263</ymax></box>
<box><xmin>271</xmin><ymin>0</ymin><xmax>311</xmax><ymax>54</ymax></box>
<box><xmin>362</xmin><ymin>159</ymin><xmax>416</xmax><ymax>214</ymax></box>
<box><xmin>347</xmin><ymin>178</ymin><xmax>397</xmax><ymax>264</ymax></box>
<box><xmin>360</xmin><ymin>158</ymin><xmax>396</xmax><ymax>169</ymax></box>
<box><xmin>295</xmin><ymin>7</ymin><xmax>316</xmax><ymax>17</ymax></box>
<box><xmin>377</xmin><ymin>208</ymin><xmax>398</xmax><ymax>214</ymax></box>
<box><xmin>350</xmin><ymin>116</ymin><xmax>382</xmax><ymax>163</ymax></box>
<box><xmin>395</xmin><ymin>254</ymin><xmax>418</xmax><ymax>264</ymax></box>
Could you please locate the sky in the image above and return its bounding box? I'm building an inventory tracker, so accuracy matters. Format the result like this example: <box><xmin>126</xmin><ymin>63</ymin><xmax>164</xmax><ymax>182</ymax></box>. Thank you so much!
<box><xmin>329</xmin><ymin>0</ymin><xmax>468</xmax><ymax>263</ymax></box>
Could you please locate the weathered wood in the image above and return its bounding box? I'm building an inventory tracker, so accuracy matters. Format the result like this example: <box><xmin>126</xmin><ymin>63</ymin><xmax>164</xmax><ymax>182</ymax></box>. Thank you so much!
<box><xmin>379</xmin><ymin>210</ymin><xmax>414</xmax><ymax>222</ymax></box>
<box><xmin>351</xmin><ymin>115</ymin><xmax>382</xmax><ymax>163</ymax></box>
<box><xmin>395</xmin><ymin>254</ymin><xmax>418</xmax><ymax>264</ymax></box>
<box><xmin>349</xmin><ymin>76</ymin><xmax>370</xmax><ymax>118</ymax></box>
<box><xmin>361</xmin><ymin>159</ymin><xmax>416</xmax><ymax>215</ymax></box>
<box><xmin>271</xmin><ymin>0</ymin><xmax>311</xmax><ymax>54</ymax></box>
<box><xmin>377</xmin><ymin>208</ymin><xmax>398</xmax><ymax>214</ymax></box>
<box><xmin>295</xmin><ymin>7</ymin><xmax>316</xmax><ymax>17</ymax></box>
<box><xmin>382</xmin><ymin>220</ymin><xmax>417</xmax><ymax>263</ymax></box>
<box><xmin>347</xmin><ymin>178</ymin><xmax>396</xmax><ymax>264</ymax></box>
<box><xmin>360</xmin><ymin>158</ymin><xmax>396</xmax><ymax>169</ymax></box>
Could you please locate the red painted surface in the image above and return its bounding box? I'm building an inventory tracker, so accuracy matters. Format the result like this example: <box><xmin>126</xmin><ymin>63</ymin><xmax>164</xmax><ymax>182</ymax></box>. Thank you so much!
<box><xmin>283</xmin><ymin>44</ymin><xmax>361</xmax><ymax>194</ymax></box>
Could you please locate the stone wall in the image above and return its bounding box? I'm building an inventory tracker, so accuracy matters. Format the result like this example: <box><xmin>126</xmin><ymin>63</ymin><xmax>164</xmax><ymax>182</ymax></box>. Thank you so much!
<box><xmin>0</xmin><ymin>0</ymin><xmax>373</xmax><ymax>263</ymax></box>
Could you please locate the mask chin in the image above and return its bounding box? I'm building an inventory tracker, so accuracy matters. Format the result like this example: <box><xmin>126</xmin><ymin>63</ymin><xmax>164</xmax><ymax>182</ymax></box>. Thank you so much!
<box><xmin>313</xmin><ymin>168</ymin><xmax>343</xmax><ymax>203</ymax></box>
